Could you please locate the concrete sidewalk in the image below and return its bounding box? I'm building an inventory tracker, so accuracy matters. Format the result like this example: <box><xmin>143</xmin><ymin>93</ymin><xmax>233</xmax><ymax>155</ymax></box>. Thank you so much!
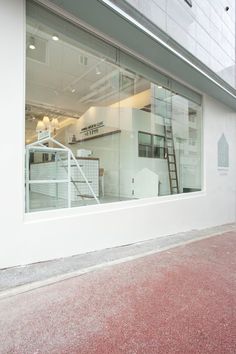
<box><xmin>0</xmin><ymin>223</ymin><xmax>235</xmax><ymax>297</ymax></box>
<box><xmin>0</xmin><ymin>227</ymin><xmax>235</xmax><ymax>353</ymax></box>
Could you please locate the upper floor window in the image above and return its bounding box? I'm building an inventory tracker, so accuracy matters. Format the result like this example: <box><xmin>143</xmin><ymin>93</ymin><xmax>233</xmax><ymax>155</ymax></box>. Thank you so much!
<box><xmin>138</xmin><ymin>132</ymin><xmax>166</xmax><ymax>159</ymax></box>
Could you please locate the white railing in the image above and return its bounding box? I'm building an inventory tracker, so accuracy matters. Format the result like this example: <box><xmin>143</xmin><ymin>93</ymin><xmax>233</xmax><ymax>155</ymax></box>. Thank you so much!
<box><xmin>25</xmin><ymin>134</ymin><xmax>99</xmax><ymax>212</ymax></box>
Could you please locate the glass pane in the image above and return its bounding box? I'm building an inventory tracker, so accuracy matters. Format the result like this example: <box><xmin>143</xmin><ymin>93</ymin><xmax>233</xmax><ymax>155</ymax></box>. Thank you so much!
<box><xmin>29</xmin><ymin>151</ymin><xmax>68</xmax><ymax>181</ymax></box>
<box><xmin>28</xmin><ymin>182</ymin><xmax>68</xmax><ymax>212</ymax></box>
<box><xmin>25</xmin><ymin>1</ymin><xmax>202</xmax><ymax>212</ymax></box>
<box><xmin>171</xmin><ymin>95</ymin><xmax>202</xmax><ymax>194</ymax></box>
<box><xmin>118</xmin><ymin>78</ymin><xmax>202</xmax><ymax>198</ymax></box>
<box><xmin>25</xmin><ymin>1</ymin><xmax>121</xmax><ymax>211</ymax></box>
<box><xmin>139</xmin><ymin>145</ymin><xmax>152</xmax><ymax>158</ymax></box>
<box><xmin>139</xmin><ymin>132</ymin><xmax>151</xmax><ymax>145</ymax></box>
<box><xmin>153</xmin><ymin>135</ymin><xmax>165</xmax><ymax>148</ymax></box>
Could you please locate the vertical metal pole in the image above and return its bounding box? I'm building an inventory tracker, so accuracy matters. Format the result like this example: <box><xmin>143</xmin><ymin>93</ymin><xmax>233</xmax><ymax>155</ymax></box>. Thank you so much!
<box><xmin>68</xmin><ymin>151</ymin><xmax>71</xmax><ymax>208</ymax></box>
<box><xmin>25</xmin><ymin>147</ymin><xmax>30</xmax><ymax>213</ymax></box>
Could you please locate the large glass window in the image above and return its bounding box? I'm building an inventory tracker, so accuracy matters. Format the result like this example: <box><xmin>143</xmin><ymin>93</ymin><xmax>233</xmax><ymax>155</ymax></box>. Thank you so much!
<box><xmin>25</xmin><ymin>1</ymin><xmax>202</xmax><ymax>212</ymax></box>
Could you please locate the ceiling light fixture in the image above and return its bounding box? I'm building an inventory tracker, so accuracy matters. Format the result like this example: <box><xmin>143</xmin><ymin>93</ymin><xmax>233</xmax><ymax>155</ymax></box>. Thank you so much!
<box><xmin>51</xmin><ymin>118</ymin><xmax>59</xmax><ymax>129</ymax></box>
<box><xmin>52</xmin><ymin>34</ymin><xmax>59</xmax><ymax>41</ymax></box>
<box><xmin>157</xmin><ymin>85</ymin><xmax>163</xmax><ymax>89</ymax></box>
<box><xmin>36</xmin><ymin>117</ymin><xmax>60</xmax><ymax>134</ymax></box>
<box><xmin>36</xmin><ymin>120</ymin><xmax>45</xmax><ymax>132</ymax></box>
<box><xmin>29</xmin><ymin>36</ymin><xmax>36</xmax><ymax>50</ymax></box>
<box><xmin>71</xmin><ymin>88</ymin><xmax>76</xmax><ymax>93</ymax></box>
<box><xmin>42</xmin><ymin>116</ymin><xmax>50</xmax><ymax>129</ymax></box>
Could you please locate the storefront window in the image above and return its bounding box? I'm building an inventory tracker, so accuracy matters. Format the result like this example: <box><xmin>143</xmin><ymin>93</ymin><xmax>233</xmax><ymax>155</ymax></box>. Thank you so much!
<box><xmin>25</xmin><ymin>0</ymin><xmax>202</xmax><ymax>212</ymax></box>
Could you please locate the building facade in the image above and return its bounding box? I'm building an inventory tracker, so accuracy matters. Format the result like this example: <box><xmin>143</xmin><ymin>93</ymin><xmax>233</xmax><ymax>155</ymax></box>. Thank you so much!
<box><xmin>1</xmin><ymin>0</ymin><xmax>236</xmax><ymax>268</ymax></box>
<box><xmin>114</xmin><ymin>0</ymin><xmax>236</xmax><ymax>87</ymax></box>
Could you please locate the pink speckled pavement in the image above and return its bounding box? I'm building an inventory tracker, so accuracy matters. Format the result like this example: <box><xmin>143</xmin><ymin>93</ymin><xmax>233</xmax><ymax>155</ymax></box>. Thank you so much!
<box><xmin>0</xmin><ymin>231</ymin><xmax>235</xmax><ymax>353</ymax></box>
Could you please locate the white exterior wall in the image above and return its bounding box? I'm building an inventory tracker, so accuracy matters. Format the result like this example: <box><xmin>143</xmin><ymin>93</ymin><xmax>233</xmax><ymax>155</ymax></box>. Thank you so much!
<box><xmin>0</xmin><ymin>0</ymin><xmax>236</xmax><ymax>269</ymax></box>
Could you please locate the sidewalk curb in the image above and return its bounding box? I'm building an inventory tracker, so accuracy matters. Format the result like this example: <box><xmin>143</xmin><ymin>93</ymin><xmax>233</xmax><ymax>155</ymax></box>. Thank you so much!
<box><xmin>0</xmin><ymin>229</ymin><xmax>234</xmax><ymax>301</ymax></box>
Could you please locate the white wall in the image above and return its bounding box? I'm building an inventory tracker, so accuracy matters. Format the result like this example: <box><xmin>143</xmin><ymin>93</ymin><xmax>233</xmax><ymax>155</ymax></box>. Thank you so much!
<box><xmin>67</xmin><ymin>106</ymin><xmax>121</xmax><ymax>196</ymax></box>
<box><xmin>0</xmin><ymin>0</ymin><xmax>236</xmax><ymax>269</ymax></box>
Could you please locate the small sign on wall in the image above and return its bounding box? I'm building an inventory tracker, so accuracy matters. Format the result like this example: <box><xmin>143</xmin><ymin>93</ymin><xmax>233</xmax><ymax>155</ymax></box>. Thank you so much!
<box><xmin>80</xmin><ymin>121</ymin><xmax>104</xmax><ymax>139</ymax></box>
<box><xmin>217</xmin><ymin>133</ymin><xmax>229</xmax><ymax>171</ymax></box>
<box><xmin>38</xmin><ymin>130</ymin><xmax>51</xmax><ymax>141</ymax></box>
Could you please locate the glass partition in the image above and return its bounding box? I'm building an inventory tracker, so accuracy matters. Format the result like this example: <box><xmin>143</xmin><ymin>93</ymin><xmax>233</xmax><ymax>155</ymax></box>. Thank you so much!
<box><xmin>25</xmin><ymin>0</ymin><xmax>202</xmax><ymax>212</ymax></box>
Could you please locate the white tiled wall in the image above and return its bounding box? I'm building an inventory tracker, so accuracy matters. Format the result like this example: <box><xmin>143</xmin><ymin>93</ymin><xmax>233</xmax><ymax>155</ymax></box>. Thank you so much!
<box><xmin>124</xmin><ymin>0</ymin><xmax>236</xmax><ymax>88</ymax></box>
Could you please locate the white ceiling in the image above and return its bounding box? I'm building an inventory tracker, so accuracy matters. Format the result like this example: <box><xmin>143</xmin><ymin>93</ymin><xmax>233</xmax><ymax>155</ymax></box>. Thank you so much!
<box><xmin>26</xmin><ymin>22</ymin><xmax>148</xmax><ymax>120</ymax></box>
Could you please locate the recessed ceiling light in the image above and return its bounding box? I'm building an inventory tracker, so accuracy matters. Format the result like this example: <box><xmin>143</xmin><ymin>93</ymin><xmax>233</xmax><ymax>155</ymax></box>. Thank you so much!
<box><xmin>52</xmin><ymin>34</ymin><xmax>59</xmax><ymax>41</ymax></box>
<box><xmin>71</xmin><ymin>88</ymin><xmax>76</xmax><ymax>93</ymax></box>
<box><xmin>157</xmin><ymin>85</ymin><xmax>163</xmax><ymax>89</ymax></box>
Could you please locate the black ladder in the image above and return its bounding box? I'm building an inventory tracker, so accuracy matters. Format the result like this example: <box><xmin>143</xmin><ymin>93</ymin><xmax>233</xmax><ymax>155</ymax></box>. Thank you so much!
<box><xmin>164</xmin><ymin>116</ymin><xmax>179</xmax><ymax>194</ymax></box>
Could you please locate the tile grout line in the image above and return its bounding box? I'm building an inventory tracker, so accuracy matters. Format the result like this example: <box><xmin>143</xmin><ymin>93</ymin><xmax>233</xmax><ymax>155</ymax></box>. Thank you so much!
<box><xmin>0</xmin><ymin>228</ymin><xmax>234</xmax><ymax>301</ymax></box>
